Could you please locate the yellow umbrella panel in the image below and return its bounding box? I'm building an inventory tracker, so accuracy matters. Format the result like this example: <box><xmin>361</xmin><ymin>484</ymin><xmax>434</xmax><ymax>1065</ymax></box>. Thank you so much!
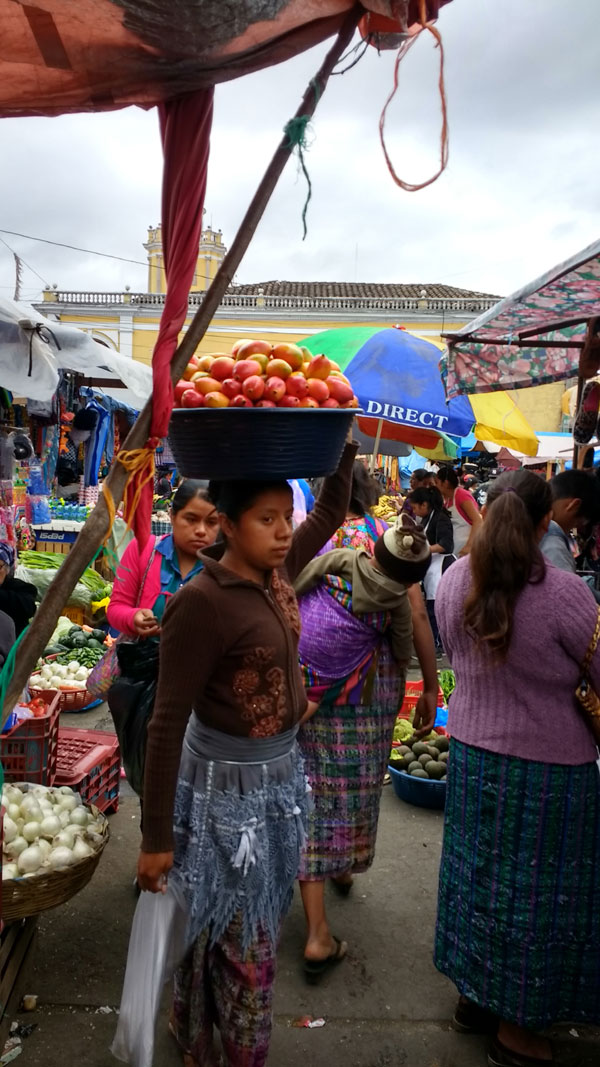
<box><xmin>469</xmin><ymin>393</ymin><xmax>539</xmax><ymax>455</ymax></box>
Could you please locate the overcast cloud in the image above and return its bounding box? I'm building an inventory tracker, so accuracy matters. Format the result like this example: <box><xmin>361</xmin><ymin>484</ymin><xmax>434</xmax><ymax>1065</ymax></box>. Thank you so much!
<box><xmin>1</xmin><ymin>0</ymin><xmax>598</xmax><ymax>303</ymax></box>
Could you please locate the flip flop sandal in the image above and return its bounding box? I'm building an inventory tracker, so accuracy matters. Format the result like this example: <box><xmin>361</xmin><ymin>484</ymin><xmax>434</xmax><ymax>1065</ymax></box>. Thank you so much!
<box><xmin>487</xmin><ymin>1037</ymin><xmax>554</xmax><ymax>1067</ymax></box>
<box><xmin>330</xmin><ymin>875</ymin><xmax>354</xmax><ymax>897</ymax></box>
<box><xmin>573</xmin><ymin>380</ymin><xmax>600</xmax><ymax>444</ymax></box>
<box><xmin>303</xmin><ymin>936</ymin><xmax>347</xmax><ymax>983</ymax></box>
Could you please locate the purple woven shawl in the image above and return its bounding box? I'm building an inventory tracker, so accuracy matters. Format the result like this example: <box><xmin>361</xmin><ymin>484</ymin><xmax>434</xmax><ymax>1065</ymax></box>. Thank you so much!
<box><xmin>298</xmin><ymin>582</ymin><xmax>387</xmax><ymax>686</ymax></box>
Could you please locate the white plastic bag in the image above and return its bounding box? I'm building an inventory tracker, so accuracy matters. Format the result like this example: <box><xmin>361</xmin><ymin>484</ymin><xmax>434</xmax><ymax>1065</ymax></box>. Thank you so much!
<box><xmin>111</xmin><ymin>883</ymin><xmax>191</xmax><ymax>1067</ymax></box>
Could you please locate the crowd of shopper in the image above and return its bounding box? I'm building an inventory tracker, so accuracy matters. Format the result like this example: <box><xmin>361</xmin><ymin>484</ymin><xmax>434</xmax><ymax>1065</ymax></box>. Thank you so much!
<box><xmin>109</xmin><ymin>451</ymin><xmax>600</xmax><ymax>1067</ymax></box>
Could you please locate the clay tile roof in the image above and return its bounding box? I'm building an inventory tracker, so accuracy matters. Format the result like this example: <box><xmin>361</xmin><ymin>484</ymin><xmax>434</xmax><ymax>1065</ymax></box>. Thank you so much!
<box><xmin>229</xmin><ymin>281</ymin><xmax>499</xmax><ymax>299</ymax></box>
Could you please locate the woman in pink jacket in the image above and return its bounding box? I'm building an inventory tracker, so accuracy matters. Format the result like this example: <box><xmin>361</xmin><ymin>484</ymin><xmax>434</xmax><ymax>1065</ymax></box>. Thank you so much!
<box><xmin>108</xmin><ymin>480</ymin><xmax>220</xmax><ymax>638</ymax></box>
<box><xmin>107</xmin><ymin>481</ymin><xmax>220</xmax><ymax>811</ymax></box>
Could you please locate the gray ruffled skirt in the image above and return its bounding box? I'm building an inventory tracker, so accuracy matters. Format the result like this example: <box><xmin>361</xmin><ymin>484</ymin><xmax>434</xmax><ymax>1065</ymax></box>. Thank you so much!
<box><xmin>170</xmin><ymin>716</ymin><xmax>310</xmax><ymax>952</ymax></box>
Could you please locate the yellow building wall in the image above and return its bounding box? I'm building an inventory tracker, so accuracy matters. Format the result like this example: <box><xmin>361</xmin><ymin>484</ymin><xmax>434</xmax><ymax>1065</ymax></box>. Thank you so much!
<box><xmin>127</xmin><ymin>316</ymin><xmax>465</xmax><ymax>367</ymax></box>
<box><xmin>48</xmin><ymin>306</ymin><xmax>568</xmax><ymax>432</ymax></box>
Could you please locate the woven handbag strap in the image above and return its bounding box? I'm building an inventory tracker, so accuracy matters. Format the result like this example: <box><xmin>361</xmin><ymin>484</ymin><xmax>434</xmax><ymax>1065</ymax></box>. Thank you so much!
<box><xmin>136</xmin><ymin>536</ymin><xmax>158</xmax><ymax>608</ymax></box>
<box><xmin>582</xmin><ymin>606</ymin><xmax>600</xmax><ymax>677</ymax></box>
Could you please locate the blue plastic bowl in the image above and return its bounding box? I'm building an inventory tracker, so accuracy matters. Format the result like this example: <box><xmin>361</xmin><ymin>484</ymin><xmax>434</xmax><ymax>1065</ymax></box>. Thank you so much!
<box><xmin>388</xmin><ymin>764</ymin><xmax>446</xmax><ymax>810</ymax></box>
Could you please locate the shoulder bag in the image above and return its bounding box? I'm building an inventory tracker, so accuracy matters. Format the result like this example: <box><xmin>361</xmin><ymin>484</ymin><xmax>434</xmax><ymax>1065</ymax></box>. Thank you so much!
<box><xmin>86</xmin><ymin>542</ymin><xmax>157</xmax><ymax>699</ymax></box>
<box><xmin>575</xmin><ymin>605</ymin><xmax>600</xmax><ymax>746</ymax></box>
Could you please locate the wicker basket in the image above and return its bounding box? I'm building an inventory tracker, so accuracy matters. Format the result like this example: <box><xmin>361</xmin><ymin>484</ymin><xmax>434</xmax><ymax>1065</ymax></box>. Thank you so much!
<box><xmin>28</xmin><ymin>677</ymin><xmax>94</xmax><ymax>714</ymax></box>
<box><xmin>2</xmin><ymin>787</ymin><xmax>110</xmax><ymax>922</ymax></box>
<box><xmin>168</xmin><ymin>407</ymin><xmax>357</xmax><ymax>479</ymax></box>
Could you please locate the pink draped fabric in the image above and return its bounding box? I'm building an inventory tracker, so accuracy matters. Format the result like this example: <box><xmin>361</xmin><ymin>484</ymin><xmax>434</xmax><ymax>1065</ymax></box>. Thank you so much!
<box><xmin>126</xmin><ymin>88</ymin><xmax>213</xmax><ymax>545</ymax></box>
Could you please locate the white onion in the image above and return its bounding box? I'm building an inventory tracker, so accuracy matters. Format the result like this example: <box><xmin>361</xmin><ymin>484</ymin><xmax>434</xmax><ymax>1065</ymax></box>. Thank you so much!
<box><xmin>40</xmin><ymin>815</ymin><xmax>62</xmax><ymax>839</ymax></box>
<box><xmin>59</xmin><ymin>811</ymin><xmax>70</xmax><ymax>828</ymax></box>
<box><xmin>58</xmin><ymin>787</ymin><xmax>74</xmax><ymax>796</ymax></box>
<box><xmin>3</xmin><ymin>815</ymin><xmax>18</xmax><ymax>843</ymax></box>
<box><xmin>48</xmin><ymin>846</ymin><xmax>74</xmax><ymax>870</ymax></box>
<box><xmin>69</xmin><ymin>807</ymin><xmax>89</xmax><ymax>828</ymax></box>
<box><xmin>20</xmin><ymin>798</ymin><xmax>43</xmax><ymax>822</ymax></box>
<box><xmin>38</xmin><ymin>839</ymin><xmax>51</xmax><ymax>860</ymax></box>
<box><xmin>58</xmin><ymin>796</ymin><xmax>78</xmax><ymax>813</ymax></box>
<box><xmin>17</xmin><ymin>844</ymin><xmax>43</xmax><ymax>874</ymax></box>
<box><xmin>22</xmin><ymin>821</ymin><xmax>42</xmax><ymax>843</ymax></box>
<box><xmin>8</xmin><ymin>803</ymin><xmax>21</xmax><ymax>821</ymax></box>
<box><xmin>53</xmin><ymin>829</ymin><xmax>75</xmax><ymax>850</ymax></box>
<box><xmin>72</xmin><ymin>837</ymin><xmax>93</xmax><ymax>861</ymax></box>
<box><xmin>2</xmin><ymin>862</ymin><xmax>18</xmax><ymax>880</ymax></box>
<box><xmin>5</xmin><ymin>836</ymin><xmax>28</xmax><ymax>858</ymax></box>
<box><xmin>5</xmin><ymin>786</ymin><xmax>23</xmax><ymax>804</ymax></box>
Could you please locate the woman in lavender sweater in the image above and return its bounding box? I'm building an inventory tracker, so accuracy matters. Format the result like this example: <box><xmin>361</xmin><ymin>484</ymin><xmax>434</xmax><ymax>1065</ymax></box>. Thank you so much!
<box><xmin>435</xmin><ymin>470</ymin><xmax>600</xmax><ymax>1067</ymax></box>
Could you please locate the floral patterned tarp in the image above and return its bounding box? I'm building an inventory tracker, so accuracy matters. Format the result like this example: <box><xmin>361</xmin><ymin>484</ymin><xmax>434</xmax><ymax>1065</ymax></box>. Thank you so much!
<box><xmin>444</xmin><ymin>238</ymin><xmax>600</xmax><ymax>397</ymax></box>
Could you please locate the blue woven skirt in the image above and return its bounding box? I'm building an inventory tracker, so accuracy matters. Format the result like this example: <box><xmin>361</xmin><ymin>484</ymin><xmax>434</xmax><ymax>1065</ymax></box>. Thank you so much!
<box><xmin>434</xmin><ymin>740</ymin><xmax>600</xmax><ymax>1029</ymax></box>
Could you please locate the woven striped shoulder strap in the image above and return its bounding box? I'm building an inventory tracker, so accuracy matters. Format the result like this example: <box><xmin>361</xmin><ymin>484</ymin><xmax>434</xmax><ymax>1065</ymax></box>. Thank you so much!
<box><xmin>582</xmin><ymin>606</ymin><xmax>600</xmax><ymax>676</ymax></box>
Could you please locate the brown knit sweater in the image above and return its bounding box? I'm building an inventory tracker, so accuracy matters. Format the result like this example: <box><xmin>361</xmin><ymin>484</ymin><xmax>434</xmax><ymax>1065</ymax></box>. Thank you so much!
<box><xmin>142</xmin><ymin>442</ymin><xmax>357</xmax><ymax>853</ymax></box>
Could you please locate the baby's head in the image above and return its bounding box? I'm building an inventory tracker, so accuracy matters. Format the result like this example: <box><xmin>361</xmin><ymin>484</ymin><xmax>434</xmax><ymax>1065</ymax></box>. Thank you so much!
<box><xmin>373</xmin><ymin>515</ymin><xmax>431</xmax><ymax>586</ymax></box>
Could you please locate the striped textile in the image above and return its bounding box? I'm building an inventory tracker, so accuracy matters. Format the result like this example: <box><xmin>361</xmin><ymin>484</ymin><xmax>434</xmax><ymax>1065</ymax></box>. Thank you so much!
<box><xmin>173</xmin><ymin>913</ymin><xmax>276</xmax><ymax>1067</ymax></box>
<box><xmin>435</xmin><ymin>739</ymin><xmax>600</xmax><ymax>1029</ymax></box>
<box><xmin>298</xmin><ymin>641</ymin><xmax>403</xmax><ymax>880</ymax></box>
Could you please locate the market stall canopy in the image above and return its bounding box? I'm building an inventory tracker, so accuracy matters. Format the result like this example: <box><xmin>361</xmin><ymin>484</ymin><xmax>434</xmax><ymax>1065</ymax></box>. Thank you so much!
<box><xmin>483</xmin><ymin>432</ymin><xmax>579</xmax><ymax>466</ymax></box>
<box><xmin>0</xmin><ymin>0</ymin><xmax>451</xmax><ymax>117</ymax></box>
<box><xmin>443</xmin><ymin>238</ymin><xmax>600</xmax><ymax>398</ymax></box>
<box><xmin>0</xmin><ymin>297</ymin><xmax>152</xmax><ymax>408</ymax></box>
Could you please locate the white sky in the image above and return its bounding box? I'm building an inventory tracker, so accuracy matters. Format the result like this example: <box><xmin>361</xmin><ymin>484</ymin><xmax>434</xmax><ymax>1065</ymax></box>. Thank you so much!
<box><xmin>0</xmin><ymin>0</ymin><xmax>598</xmax><ymax>303</ymax></box>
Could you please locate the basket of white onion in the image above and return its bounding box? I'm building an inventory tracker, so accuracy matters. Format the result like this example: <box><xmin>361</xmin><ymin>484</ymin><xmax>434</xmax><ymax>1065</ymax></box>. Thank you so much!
<box><xmin>2</xmin><ymin>782</ymin><xmax>109</xmax><ymax>921</ymax></box>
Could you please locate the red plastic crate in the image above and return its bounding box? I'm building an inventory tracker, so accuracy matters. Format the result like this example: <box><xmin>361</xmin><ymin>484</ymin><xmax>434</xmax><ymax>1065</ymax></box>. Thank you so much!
<box><xmin>398</xmin><ymin>679</ymin><xmax>444</xmax><ymax>719</ymax></box>
<box><xmin>55</xmin><ymin>728</ymin><xmax>120</xmax><ymax>814</ymax></box>
<box><xmin>0</xmin><ymin>691</ymin><xmax>61</xmax><ymax>785</ymax></box>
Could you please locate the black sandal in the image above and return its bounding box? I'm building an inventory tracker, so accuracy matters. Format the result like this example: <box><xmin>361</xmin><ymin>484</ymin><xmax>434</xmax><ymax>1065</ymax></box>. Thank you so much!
<box><xmin>330</xmin><ymin>875</ymin><xmax>354</xmax><ymax>897</ymax></box>
<box><xmin>452</xmin><ymin>997</ymin><xmax>498</xmax><ymax>1034</ymax></box>
<box><xmin>303</xmin><ymin>936</ymin><xmax>347</xmax><ymax>983</ymax></box>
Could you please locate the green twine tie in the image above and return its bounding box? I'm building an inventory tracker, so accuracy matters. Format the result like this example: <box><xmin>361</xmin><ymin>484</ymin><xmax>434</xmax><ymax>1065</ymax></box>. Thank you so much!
<box><xmin>283</xmin><ymin>79</ymin><xmax>321</xmax><ymax>240</ymax></box>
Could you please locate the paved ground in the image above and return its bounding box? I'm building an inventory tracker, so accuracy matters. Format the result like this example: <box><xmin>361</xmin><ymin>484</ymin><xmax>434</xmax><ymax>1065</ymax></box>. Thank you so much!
<box><xmin>9</xmin><ymin>703</ymin><xmax>600</xmax><ymax>1067</ymax></box>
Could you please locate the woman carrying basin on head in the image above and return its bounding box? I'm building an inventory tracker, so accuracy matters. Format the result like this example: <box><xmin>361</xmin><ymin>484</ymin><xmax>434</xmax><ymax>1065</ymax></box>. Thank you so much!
<box><xmin>135</xmin><ymin>440</ymin><xmax>357</xmax><ymax>1067</ymax></box>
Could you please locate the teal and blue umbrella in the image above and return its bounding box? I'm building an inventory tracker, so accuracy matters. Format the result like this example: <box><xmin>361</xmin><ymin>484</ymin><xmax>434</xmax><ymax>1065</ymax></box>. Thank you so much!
<box><xmin>301</xmin><ymin>326</ymin><xmax>474</xmax><ymax>451</ymax></box>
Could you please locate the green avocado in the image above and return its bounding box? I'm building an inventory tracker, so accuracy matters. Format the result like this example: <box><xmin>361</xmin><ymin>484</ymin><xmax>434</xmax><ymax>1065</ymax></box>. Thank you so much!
<box><xmin>407</xmin><ymin>761</ymin><xmax>421</xmax><ymax>773</ymax></box>
<box><xmin>426</xmin><ymin>761</ymin><xmax>446</xmax><ymax>780</ymax></box>
<box><xmin>418</xmin><ymin>754</ymin><xmax>434</xmax><ymax>767</ymax></box>
<box><xmin>410</xmin><ymin>767</ymin><xmax>429</xmax><ymax>778</ymax></box>
<box><xmin>412</xmin><ymin>741</ymin><xmax>428</xmax><ymax>756</ymax></box>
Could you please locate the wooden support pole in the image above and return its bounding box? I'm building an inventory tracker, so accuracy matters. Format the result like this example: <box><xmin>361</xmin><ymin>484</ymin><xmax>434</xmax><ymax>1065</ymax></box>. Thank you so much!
<box><xmin>1</xmin><ymin>7</ymin><xmax>362</xmax><ymax>722</ymax></box>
